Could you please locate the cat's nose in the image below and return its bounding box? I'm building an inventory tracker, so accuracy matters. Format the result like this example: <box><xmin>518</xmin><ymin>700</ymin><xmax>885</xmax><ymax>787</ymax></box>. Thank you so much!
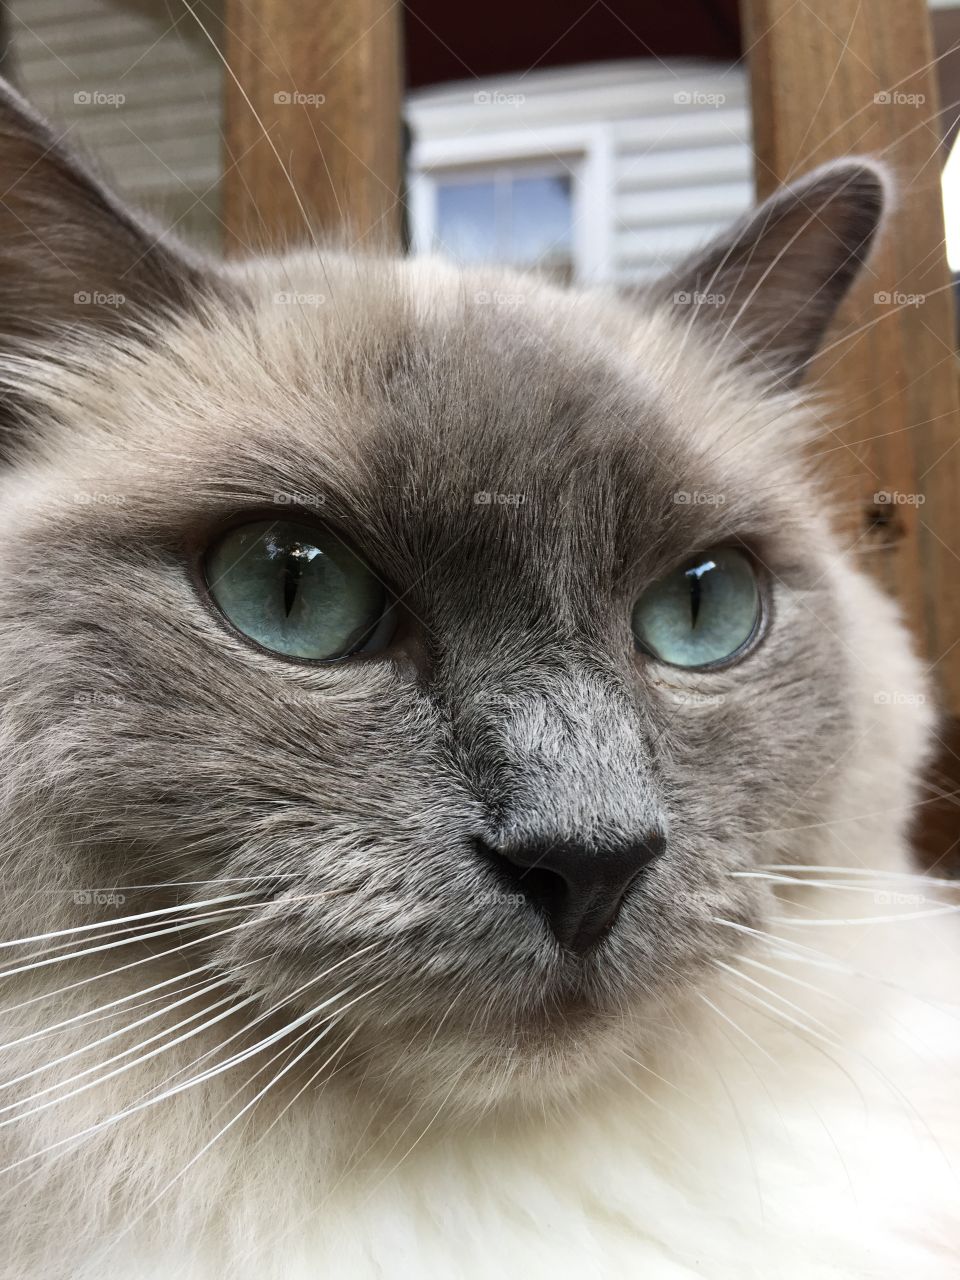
<box><xmin>477</xmin><ymin>834</ymin><xmax>666</xmax><ymax>954</ymax></box>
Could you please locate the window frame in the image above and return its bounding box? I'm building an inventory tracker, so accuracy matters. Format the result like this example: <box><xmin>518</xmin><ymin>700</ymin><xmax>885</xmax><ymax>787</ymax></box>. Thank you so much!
<box><xmin>408</xmin><ymin>123</ymin><xmax>614</xmax><ymax>282</ymax></box>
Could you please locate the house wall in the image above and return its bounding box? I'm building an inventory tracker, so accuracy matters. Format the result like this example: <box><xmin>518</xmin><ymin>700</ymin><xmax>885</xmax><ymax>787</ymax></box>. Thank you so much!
<box><xmin>6</xmin><ymin>0</ymin><xmax>225</xmax><ymax>249</ymax></box>
<box><xmin>407</xmin><ymin>60</ymin><xmax>753</xmax><ymax>281</ymax></box>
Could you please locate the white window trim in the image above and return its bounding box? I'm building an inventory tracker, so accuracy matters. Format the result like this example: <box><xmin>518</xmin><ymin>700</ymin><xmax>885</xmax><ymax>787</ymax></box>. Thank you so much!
<box><xmin>408</xmin><ymin>122</ymin><xmax>615</xmax><ymax>282</ymax></box>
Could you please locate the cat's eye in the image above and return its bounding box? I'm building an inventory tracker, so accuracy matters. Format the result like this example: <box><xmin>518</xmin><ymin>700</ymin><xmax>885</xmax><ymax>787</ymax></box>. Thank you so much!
<box><xmin>204</xmin><ymin>520</ymin><xmax>396</xmax><ymax>661</ymax></box>
<box><xmin>631</xmin><ymin>547</ymin><xmax>762</xmax><ymax>669</ymax></box>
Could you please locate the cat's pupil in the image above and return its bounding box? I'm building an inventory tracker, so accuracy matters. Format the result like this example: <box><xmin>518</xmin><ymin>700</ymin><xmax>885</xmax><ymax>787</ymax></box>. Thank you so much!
<box><xmin>685</xmin><ymin>558</ymin><xmax>716</xmax><ymax>630</ymax></box>
<box><xmin>687</xmin><ymin>570</ymin><xmax>703</xmax><ymax>629</ymax></box>
<box><xmin>282</xmin><ymin>549</ymin><xmax>304</xmax><ymax>619</ymax></box>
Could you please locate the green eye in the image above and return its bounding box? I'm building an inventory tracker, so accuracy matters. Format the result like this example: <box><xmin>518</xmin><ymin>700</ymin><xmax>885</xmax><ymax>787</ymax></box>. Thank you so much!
<box><xmin>631</xmin><ymin>547</ymin><xmax>761</xmax><ymax>669</ymax></box>
<box><xmin>204</xmin><ymin>520</ymin><xmax>395</xmax><ymax>661</ymax></box>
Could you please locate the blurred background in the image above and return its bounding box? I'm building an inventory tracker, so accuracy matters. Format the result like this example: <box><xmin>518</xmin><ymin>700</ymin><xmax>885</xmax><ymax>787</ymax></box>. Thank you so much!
<box><xmin>0</xmin><ymin>2</ymin><xmax>957</xmax><ymax>279</ymax></box>
<box><xmin>4</xmin><ymin>1</ymin><xmax>960</xmax><ymax>282</ymax></box>
<box><xmin>0</xmin><ymin>6</ymin><xmax>843</xmax><ymax>268</ymax></box>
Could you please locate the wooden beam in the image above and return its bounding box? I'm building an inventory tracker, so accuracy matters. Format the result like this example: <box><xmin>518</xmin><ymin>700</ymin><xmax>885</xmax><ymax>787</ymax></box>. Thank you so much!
<box><xmin>222</xmin><ymin>0</ymin><xmax>404</xmax><ymax>254</ymax></box>
<box><xmin>745</xmin><ymin>0</ymin><xmax>960</xmax><ymax>708</ymax></box>
<box><xmin>742</xmin><ymin>0</ymin><xmax>960</xmax><ymax>860</ymax></box>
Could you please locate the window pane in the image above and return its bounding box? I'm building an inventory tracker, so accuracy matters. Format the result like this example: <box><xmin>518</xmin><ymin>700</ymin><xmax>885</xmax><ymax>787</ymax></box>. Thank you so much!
<box><xmin>435</xmin><ymin>180</ymin><xmax>498</xmax><ymax>261</ymax></box>
<box><xmin>509</xmin><ymin>174</ymin><xmax>573</xmax><ymax>272</ymax></box>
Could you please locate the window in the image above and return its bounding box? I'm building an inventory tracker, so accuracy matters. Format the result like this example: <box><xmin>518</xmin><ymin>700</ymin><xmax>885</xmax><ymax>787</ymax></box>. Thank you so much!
<box><xmin>408</xmin><ymin>122</ymin><xmax>614</xmax><ymax>283</ymax></box>
<box><xmin>432</xmin><ymin>167</ymin><xmax>574</xmax><ymax>280</ymax></box>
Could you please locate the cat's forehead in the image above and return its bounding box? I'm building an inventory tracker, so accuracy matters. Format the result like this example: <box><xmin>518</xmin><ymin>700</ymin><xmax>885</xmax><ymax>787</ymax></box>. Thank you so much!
<box><xmin>9</xmin><ymin>253</ymin><xmax>808</xmax><ymax>591</ymax></box>
<box><xmin>222</xmin><ymin>258</ymin><xmax>799</xmax><ymax>550</ymax></box>
<box><xmin>211</xmin><ymin>253</ymin><xmax>786</xmax><ymax>499</ymax></box>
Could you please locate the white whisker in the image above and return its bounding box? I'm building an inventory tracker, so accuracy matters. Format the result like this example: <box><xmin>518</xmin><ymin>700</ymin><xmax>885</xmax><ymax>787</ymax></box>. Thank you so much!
<box><xmin>0</xmin><ymin>921</ymin><xmax>257</xmax><ymax>1018</ymax></box>
<box><xmin>714</xmin><ymin>960</ymin><xmax>833</xmax><ymax>1035</ymax></box>
<box><xmin>0</xmin><ymin>965</ymin><xmax>256</xmax><ymax>1094</ymax></box>
<box><xmin>92</xmin><ymin>985</ymin><xmax>381</xmax><ymax>1268</ymax></box>
<box><xmin>755</xmin><ymin>864</ymin><xmax>960</xmax><ymax>885</ymax></box>
<box><xmin>0</xmin><ymin>961</ymin><xmax>221</xmax><ymax>1055</ymax></box>
<box><xmin>696</xmin><ymin>991</ymin><xmax>775</xmax><ymax>1062</ymax></box>
<box><xmin>0</xmin><ymin>984</ymin><xmax>253</xmax><ymax>1125</ymax></box>
<box><xmin>0</xmin><ymin>945</ymin><xmax>379</xmax><ymax>1176</ymax></box>
<box><xmin>0</xmin><ymin>891</ymin><xmax>259</xmax><ymax>949</ymax></box>
<box><xmin>0</xmin><ymin>907</ymin><xmax>258</xmax><ymax>981</ymax></box>
<box><xmin>770</xmin><ymin>905</ymin><xmax>960</xmax><ymax>926</ymax></box>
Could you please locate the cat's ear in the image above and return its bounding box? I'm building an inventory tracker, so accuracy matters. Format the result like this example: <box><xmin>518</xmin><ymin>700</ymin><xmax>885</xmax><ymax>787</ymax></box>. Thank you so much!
<box><xmin>660</xmin><ymin>159</ymin><xmax>888</xmax><ymax>385</ymax></box>
<box><xmin>0</xmin><ymin>78</ymin><xmax>209</xmax><ymax>348</ymax></box>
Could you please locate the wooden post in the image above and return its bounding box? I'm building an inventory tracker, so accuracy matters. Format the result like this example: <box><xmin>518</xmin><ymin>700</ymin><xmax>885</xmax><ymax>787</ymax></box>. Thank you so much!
<box><xmin>743</xmin><ymin>0</ymin><xmax>960</xmax><ymax>861</ymax></box>
<box><xmin>222</xmin><ymin>0</ymin><xmax>404</xmax><ymax>254</ymax></box>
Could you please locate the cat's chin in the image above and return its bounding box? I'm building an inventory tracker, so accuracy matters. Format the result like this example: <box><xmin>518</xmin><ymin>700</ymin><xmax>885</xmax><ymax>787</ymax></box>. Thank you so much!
<box><xmin>322</xmin><ymin>984</ymin><xmax>681</xmax><ymax>1121</ymax></box>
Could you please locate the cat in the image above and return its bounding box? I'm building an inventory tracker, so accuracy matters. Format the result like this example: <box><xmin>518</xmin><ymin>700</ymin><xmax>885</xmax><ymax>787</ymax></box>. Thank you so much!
<box><xmin>0</xmin><ymin>75</ymin><xmax>957</xmax><ymax>1279</ymax></box>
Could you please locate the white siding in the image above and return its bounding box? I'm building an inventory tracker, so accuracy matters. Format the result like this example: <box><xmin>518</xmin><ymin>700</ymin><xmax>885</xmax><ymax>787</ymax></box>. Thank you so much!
<box><xmin>7</xmin><ymin>0</ymin><xmax>225</xmax><ymax>249</ymax></box>
<box><xmin>408</xmin><ymin>60</ymin><xmax>753</xmax><ymax>283</ymax></box>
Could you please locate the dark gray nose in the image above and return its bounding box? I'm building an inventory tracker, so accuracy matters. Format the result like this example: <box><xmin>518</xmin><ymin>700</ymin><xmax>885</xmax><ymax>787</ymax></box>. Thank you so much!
<box><xmin>477</xmin><ymin>834</ymin><xmax>666</xmax><ymax>954</ymax></box>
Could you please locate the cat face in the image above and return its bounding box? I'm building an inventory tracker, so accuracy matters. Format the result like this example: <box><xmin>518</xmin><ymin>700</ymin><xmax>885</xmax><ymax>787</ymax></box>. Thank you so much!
<box><xmin>0</xmin><ymin>82</ymin><xmax>929</xmax><ymax>1110</ymax></box>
